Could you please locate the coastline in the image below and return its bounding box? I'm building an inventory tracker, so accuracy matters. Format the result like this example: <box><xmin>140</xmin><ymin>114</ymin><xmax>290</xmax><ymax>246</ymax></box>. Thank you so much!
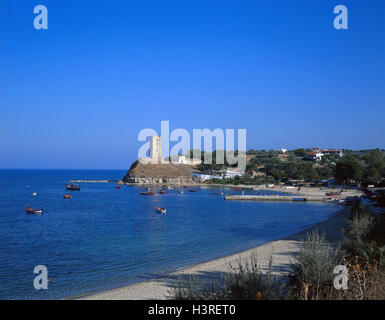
<box><xmin>79</xmin><ymin>205</ymin><xmax>351</xmax><ymax>300</ymax></box>
<box><xmin>122</xmin><ymin>182</ymin><xmax>361</xmax><ymax>195</ymax></box>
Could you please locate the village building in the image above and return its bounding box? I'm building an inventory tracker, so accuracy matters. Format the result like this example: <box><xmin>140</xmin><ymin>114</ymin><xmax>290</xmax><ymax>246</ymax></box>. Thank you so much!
<box><xmin>306</xmin><ymin>148</ymin><xmax>343</xmax><ymax>161</ymax></box>
<box><xmin>171</xmin><ymin>154</ymin><xmax>202</xmax><ymax>166</ymax></box>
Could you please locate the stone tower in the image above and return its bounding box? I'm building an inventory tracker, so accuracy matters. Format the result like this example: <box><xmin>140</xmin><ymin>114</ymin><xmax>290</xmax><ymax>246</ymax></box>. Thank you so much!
<box><xmin>150</xmin><ymin>136</ymin><xmax>162</xmax><ymax>164</ymax></box>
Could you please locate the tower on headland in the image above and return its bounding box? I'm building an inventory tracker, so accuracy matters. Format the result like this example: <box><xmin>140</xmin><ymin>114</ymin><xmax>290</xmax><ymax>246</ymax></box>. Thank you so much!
<box><xmin>150</xmin><ymin>136</ymin><xmax>162</xmax><ymax>164</ymax></box>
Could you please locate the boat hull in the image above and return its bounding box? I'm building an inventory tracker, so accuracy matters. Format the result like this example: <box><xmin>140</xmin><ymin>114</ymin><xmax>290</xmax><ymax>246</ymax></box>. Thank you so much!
<box><xmin>66</xmin><ymin>187</ymin><xmax>80</xmax><ymax>191</ymax></box>
<box><xmin>25</xmin><ymin>209</ymin><xmax>43</xmax><ymax>214</ymax></box>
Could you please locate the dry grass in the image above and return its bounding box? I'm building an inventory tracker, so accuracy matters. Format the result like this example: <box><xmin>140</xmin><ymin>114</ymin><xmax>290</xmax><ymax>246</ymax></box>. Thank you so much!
<box><xmin>126</xmin><ymin>160</ymin><xmax>199</xmax><ymax>178</ymax></box>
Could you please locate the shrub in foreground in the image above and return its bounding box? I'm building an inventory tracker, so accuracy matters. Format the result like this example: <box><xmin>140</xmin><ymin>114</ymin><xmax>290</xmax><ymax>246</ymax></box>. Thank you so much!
<box><xmin>224</xmin><ymin>254</ymin><xmax>285</xmax><ymax>300</ymax></box>
<box><xmin>343</xmin><ymin>204</ymin><xmax>385</xmax><ymax>265</ymax></box>
<box><xmin>288</xmin><ymin>231</ymin><xmax>344</xmax><ymax>300</ymax></box>
<box><xmin>170</xmin><ymin>254</ymin><xmax>285</xmax><ymax>300</ymax></box>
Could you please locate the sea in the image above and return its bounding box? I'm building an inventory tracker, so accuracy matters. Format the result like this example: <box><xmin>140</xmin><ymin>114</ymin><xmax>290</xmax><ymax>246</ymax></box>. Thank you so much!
<box><xmin>0</xmin><ymin>169</ymin><xmax>340</xmax><ymax>299</ymax></box>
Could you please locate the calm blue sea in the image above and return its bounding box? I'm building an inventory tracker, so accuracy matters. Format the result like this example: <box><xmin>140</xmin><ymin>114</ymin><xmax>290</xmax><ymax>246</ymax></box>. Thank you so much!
<box><xmin>0</xmin><ymin>169</ymin><xmax>339</xmax><ymax>299</ymax></box>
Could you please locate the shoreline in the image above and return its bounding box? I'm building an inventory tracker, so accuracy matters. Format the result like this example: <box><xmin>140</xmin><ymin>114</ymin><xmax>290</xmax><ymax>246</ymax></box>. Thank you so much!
<box><xmin>122</xmin><ymin>182</ymin><xmax>361</xmax><ymax>194</ymax></box>
<box><xmin>78</xmin><ymin>205</ymin><xmax>351</xmax><ymax>300</ymax></box>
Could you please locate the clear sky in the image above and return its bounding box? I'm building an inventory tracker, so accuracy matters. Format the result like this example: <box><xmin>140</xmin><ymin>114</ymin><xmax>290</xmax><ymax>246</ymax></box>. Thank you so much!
<box><xmin>0</xmin><ymin>0</ymin><xmax>384</xmax><ymax>169</ymax></box>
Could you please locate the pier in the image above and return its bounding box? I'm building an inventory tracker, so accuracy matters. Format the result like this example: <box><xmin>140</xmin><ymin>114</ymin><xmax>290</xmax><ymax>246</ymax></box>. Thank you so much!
<box><xmin>224</xmin><ymin>195</ymin><xmax>327</xmax><ymax>201</ymax></box>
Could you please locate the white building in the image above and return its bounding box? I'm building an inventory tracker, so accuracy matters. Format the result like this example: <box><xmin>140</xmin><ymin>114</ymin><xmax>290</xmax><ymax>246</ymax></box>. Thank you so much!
<box><xmin>171</xmin><ymin>154</ymin><xmax>202</xmax><ymax>166</ymax></box>
<box><xmin>321</xmin><ymin>149</ymin><xmax>344</xmax><ymax>157</ymax></box>
<box><xmin>190</xmin><ymin>172</ymin><xmax>222</xmax><ymax>181</ymax></box>
<box><xmin>306</xmin><ymin>151</ymin><xmax>324</xmax><ymax>161</ymax></box>
<box><xmin>213</xmin><ymin>168</ymin><xmax>245</xmax><ymax>179</ymax></box>
<box><xmin>306</xmin><ymin>148</ymin><xmax>343</xmax><ymax>161</ymax></box>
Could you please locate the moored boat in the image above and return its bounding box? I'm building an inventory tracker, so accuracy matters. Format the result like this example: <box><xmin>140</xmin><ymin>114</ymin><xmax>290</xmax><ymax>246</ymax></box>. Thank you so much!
<box><xmin>189</xmin><ymin>189</ymin><xmax>198</xmax><ymax>192</ymax></box>
<box><xmin>141</xmin><ymin>191</ymin><xmax>154</xmax><ymax>195</ymax></box>
<box><xmin>156</xmin><ymin>207</ymin><xmax>166</xmax><ymax>214</ymax></box>
<box><xmin>65</xmin><ymin>184</ymin><xmax>80</xmax><ymax>191</ymax></box>
<box><xmin>159</xmin><ymin>190</ymin><xmax>166</xmax><ymax>194</ymax></box>
<box><xmin>25</xmin><ymin>206</ymin><xmax>43</xmax><ymax>214</ymax></box>
<box><xmin>63</xmin><ymin>194</ymin><xmax>72</xmax><ymax>199</ymax></box>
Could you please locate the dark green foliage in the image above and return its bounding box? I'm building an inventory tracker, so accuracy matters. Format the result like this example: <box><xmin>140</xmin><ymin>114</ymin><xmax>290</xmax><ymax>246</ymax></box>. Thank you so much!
<box><xmin>189</xmin><ymin>148</ymin><xmax>385</xmax><ymax>185</ymax></box>
<box><xmin>292</xmin><ymin>148</ymin><xmax>307</xmax><ymax>157</ymax></box>
<box><xmin>343</xmin><ymin>204</ymin><xmax>385</xmax><ymax>265</ymax></box>
<box><xmin>170</xmin><ymin>276</ymin><xmax>227</xmax><ymax>300</ymax></box>
<box><xmin>335</xmin><ymin>154</ymin><xmax>363</xmax><ymax>184</ymax></box>
<box><xmin>224</xmin><ymin>255</ymin><xmax>285</xmax><ymax>300</ymax></box>
<box><xmin>267</xmin><ymin>161</ymin><xmax>320</xmax><ymax>181</ymax></box>
<box><xmin>363</xmin><ymin>149</ymin><xmax>385</xmax><ymax>179</ymax></box>
<box><xmin>289</xmin><ymin>231</ymin><xmax>344</xmax><ymax>298</ymax></box>
<box><xmin>170</xmin><ymin>255</ymin><xmax>285</xmax><ymax>300</ymax></box>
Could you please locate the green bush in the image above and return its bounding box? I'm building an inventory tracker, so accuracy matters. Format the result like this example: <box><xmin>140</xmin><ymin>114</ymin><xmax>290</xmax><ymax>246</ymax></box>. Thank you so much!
<box><xmin>170</xmin><ymin>254</ymin><xmax>285</xmax><ymax>300</ymax></box>
<box><xmin>289</xmin><ymin>231</ymin><xmax>344</xmax><ymax>299</ymax></box>
<box><xmin>342</xmin><ymin>204</ymin><xmax>385</xmax><ymax>264</ymax></box>
<box><xmin>224</xmin><ymin>254</ymin><xmax>285</xmax><ymax>300</ymax></box>
<box><xmin>170</xmin><ymin>276</ymin><xmax>226</xmax><ymax>300</ymax></box>
<box><xmin>347</xmin><ymin>205</ymin><xmax>375</xmax><ymax>243</ymax></box>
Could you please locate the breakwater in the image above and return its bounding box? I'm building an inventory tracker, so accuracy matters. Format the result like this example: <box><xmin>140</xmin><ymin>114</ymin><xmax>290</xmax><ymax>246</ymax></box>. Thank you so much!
<box><xmin>225</xmin><ymin>195</ymin><xmax>327</xmax><ymax>201</ymax></box>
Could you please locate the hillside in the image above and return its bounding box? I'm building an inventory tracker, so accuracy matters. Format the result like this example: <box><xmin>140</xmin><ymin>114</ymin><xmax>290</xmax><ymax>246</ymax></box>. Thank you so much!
<box><xmin>122</xmin><ymin>160</ymin><xmax>200</xmax><ymax>184</ymax></box>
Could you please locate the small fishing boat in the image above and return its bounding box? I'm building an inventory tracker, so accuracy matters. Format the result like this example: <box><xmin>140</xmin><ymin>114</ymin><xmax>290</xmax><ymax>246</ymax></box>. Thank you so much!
<box><xmin>25</xmin><ymin>206</ymin><xmax>43</xmax><ymax>214</ymax></box>
<box><xmin>116</xmin><ymin>185</ymin><xmax>121</xmax><ymax>189</ymax></box>
<box><xmin>178</xmin><ymin>190</ymin><xmax>184</xmax><ymax>194</ymax></box>
<box><xmin>65</xmin><ymin>184</ymin><xmax>80</xmax><ymax>191</ymax></box>
<box><xmin>141</xmin><ymin>191</ymin><xmax>154</xmax><ymax>195</ymax></box>
<box><xmin>159</xmin><ymin>190</ymin><xmax>166</xmax><ymax>194</ymax></box>
<box><xmin>156</xmin><ymin>207</ymin><xmax>166</xmax><ymax>214</ymax></box>
<box><xmin>189</xmin><ymin>189</ymin><xmax>198</xmax><ymax>192</ymax></box>
<box><xmin>63</xmin><ymin>194</ymin><xmax>72</xmax><ymax>199</ymax></box>
<box><xmin>232</xmin><ymin>187</ymin><xmax>241</xmax><ymax>190</ymax></box>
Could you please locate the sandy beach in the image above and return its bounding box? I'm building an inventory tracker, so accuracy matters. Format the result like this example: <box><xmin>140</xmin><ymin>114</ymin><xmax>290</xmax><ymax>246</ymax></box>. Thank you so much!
<box><xmin>80</xmin><ymin>203</ymin><xmax>352</xmax><ymax>300</ymax></box>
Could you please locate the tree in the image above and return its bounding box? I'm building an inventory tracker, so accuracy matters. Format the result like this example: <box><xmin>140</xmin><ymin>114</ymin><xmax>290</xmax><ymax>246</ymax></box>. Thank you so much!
<box><xmin>292</xmin><ymin>148</ymin><xmax>307</xmax><ymax>157</ymax></box>
<box><xmin>335</xmin><ymin>154</ymin><xmax>363</xmax><ymax>184</ymax></box>
<box><xmin>364</xmin><ymin>149</ymin><xmax>385</xmax><ymax>179</ymax></box>
<box><xmin>317</xmin><ymin>165</ymin><xmax>335</xmax><ymax>179</ymax></box>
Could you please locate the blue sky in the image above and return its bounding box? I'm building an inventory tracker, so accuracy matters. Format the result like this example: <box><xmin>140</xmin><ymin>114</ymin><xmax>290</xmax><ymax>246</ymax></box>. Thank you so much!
<box><xmin>0</xmin><ymin>0</ymin><xmax>384</xmax><ymax>169</ymax></box>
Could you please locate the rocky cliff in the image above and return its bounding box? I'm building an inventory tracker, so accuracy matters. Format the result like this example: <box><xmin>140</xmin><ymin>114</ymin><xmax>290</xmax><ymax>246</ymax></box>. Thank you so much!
<box><xmin>122</xmin><ymin>160</ymin><xmax>200</xmax><ymax>185</ymax></box>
